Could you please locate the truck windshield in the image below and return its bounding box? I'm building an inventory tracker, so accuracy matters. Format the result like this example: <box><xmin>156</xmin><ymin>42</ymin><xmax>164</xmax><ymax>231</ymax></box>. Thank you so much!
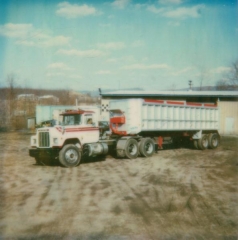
<box><xmin>63</xmin><ymin>114</ymin><xmax>82</xmax><ymax>126</ymax></box>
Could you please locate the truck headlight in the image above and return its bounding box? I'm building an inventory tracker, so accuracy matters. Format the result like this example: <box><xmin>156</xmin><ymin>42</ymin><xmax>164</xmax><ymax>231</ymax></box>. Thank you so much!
<box><xmin>53</xmin><ymin>138</ymin><xmax>58</xmax><ymax>145</ymax></box>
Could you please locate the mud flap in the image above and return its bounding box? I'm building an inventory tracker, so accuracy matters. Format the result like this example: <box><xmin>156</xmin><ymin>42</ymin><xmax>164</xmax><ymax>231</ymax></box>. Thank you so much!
<box><xmin>116</xmin><ymin>139</ymin><xmax>128</xmax><ymax>158</ymax></box>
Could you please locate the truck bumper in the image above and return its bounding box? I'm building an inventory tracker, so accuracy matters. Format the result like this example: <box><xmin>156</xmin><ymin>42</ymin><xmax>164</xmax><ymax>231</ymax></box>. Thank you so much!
<box><xmin>29</xmin><ymin>148</ymin><xmax>60</xmax><ymax>159</ymax></box>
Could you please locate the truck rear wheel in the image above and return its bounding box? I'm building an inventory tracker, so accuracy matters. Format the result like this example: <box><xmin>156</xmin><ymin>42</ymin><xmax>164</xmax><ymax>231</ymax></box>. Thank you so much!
<box><xmin>139</xmin><ymin>138</ymin><xmax>154</xmax><ymax>157</ymax></box>
<box><xmin>197</xmin><ymin>134</ymin><xmax>208</xmax><ymax>150</ymax></box>
<box><xmin>59</xmin><ymin>144</ymin><xmax>81</xmax><ymax>167</ymax></box>
<box><xmin>208</xmin><ymin>133</ymin><xmax>220</xmax><ymax>149</ymax></box>
<box><xmin>125</xmin><ymin>139</ymin><xmax>139</xmax><ymax>159</ymax></box>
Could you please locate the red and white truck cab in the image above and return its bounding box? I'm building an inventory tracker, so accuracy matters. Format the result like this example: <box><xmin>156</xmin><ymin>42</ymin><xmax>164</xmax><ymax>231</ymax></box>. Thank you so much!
<box><xmin>29</xmin><ymin>109</ymin><xmax>108</xmax><ymax>167</ymax></box>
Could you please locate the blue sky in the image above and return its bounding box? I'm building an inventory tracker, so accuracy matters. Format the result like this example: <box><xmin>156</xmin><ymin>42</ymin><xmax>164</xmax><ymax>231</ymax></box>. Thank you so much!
<box><xmin>0</xmin><ymin>0</ymin><xmax>237</xmax><ymax>91</ymax></box>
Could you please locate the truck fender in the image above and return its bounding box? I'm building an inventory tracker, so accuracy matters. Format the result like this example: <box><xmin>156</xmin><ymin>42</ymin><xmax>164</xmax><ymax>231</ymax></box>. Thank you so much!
<box><xmin>63</xmin><ymin>138</ymin><xmax>82</xmax><ymax>150</ymax></box>
<box><xmin>116</xmin><ymin>139</ymin><xmax>128</xmax><ymax>157</ymax></box>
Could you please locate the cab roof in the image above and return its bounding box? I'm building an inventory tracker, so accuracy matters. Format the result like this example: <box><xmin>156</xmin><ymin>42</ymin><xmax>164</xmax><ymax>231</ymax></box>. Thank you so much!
<box><xmin>60</xmin><ymin>109</ymin><xmax>95</xmax><ymax>115</ymax></box>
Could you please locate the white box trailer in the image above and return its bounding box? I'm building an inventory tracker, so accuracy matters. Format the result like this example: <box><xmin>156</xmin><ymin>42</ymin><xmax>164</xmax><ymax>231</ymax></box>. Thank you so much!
<box><xmin>109</xmin><ymin>98</ymin><xmax>219</xmax><ymax>134</ymax></box>
<box><xmin>29</xmin><ymin>98</ymin><xmax>220</xmax><ymax>167</ymax></box>
<box><xmin>109</xmin><ymin>98</ymin><xmax>220</xmax><ymax>158</ymax></box>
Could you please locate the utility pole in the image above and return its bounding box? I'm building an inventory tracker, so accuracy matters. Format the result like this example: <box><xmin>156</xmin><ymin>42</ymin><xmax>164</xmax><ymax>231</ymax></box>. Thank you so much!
<box><xmin>188</xmin><ymin>80</ymin><xmax>192</xmax><ymax>91</ymax></box>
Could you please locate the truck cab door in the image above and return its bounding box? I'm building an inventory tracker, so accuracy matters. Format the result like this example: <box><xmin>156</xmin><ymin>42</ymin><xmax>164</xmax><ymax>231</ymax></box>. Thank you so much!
<box><xmin>83</xmin><ymin>114</ymin><xmax>99</xmax><ymax>143</ymax></box>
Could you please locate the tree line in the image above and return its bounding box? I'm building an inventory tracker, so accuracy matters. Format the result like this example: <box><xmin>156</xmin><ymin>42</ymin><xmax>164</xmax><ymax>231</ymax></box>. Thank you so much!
<box><xmin>0</xmin><ymin>76</ymin><xmax>99</xmax><ymax>130</ymax></box>
<box><xmin>216</xmin><ymin>60</ymin><xmax>238</xmax><ymax>90</ymax></box>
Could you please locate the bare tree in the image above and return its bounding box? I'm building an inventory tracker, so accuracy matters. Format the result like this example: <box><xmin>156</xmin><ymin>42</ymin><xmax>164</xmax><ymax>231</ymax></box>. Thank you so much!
<box><xmin>216</xmin><ymin>60</ymin><xmax>238</xmax><ymax>90</ymax></box>
<box><xmin>227</xmin><ymin>60</ymin><xmax>238</xmax><ymax>86</ymax></box>
<box><xmin>6</xmin><ymin>75</ymin><xmax>18</xmax><ymax>128</ymax></box>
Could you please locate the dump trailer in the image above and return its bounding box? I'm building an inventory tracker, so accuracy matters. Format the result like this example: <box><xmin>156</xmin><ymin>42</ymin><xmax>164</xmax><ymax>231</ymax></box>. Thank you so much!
<box><xmin>29</xmin><ymin>98</ymin><xmax>220</xmax><ymax>167</ymax></box>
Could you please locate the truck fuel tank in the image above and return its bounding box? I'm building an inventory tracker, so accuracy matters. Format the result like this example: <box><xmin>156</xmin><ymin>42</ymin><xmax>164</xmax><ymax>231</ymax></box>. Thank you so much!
<box><xmin>84</xmin><ymin>142</ymin><xmax>109</xmax><ymax>157</ymax></box>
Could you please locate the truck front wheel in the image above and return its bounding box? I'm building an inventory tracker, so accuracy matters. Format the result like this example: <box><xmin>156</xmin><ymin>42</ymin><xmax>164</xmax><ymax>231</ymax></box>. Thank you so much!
<box><xmin>59</xmin><ymin>144</ymin><xmax>81</xmax><ymax>167</ymax></box>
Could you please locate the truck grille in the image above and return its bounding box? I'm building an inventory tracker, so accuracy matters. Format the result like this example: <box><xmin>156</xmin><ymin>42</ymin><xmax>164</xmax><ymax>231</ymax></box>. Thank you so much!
<box><xmin>39</xmin><ymin>132</ymin><xmax>50</xmax><ymax>147</ymax></box>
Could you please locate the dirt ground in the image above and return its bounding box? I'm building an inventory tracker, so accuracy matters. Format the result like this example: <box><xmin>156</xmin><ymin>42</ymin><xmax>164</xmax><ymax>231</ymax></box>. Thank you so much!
<box><xmin>0</xmin><ymin>132</ymin><xmax>237</xmax><ymax>240</ymax></box>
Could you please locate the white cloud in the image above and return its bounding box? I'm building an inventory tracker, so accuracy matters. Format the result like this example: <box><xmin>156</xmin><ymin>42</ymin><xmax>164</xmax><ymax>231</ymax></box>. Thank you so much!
<box><xmin>46</xmin><ymin>72</ymin><xmax>64</xmax><ymax>77</ymax></box>
<box><xmin>135</xmin><ymin>4</ymin><xmax>147</xmax><ymax>9</ymax></box>
<box><xmin>147</xmin><ymin>5</ymin><xmax>164</xmax><ymax>14</ymax></box>
<box><xmin>17</xmin><ymin>35</ymin><xmax>70</xmax><ymax>47</ymax></box>
<box><xmin>171</xmin><ymin>67</ymin><xmax>193</xmax><ymax>76</ymax></box>
<box><xmin>122</xmin><ymin>63</ymin><xmax>169</xmax><ymax>70</ymax></box>
<box><xmin>159</xmin><ymin>0</ymin><xmax>183</xmax><ymax>5</ymax></box>
<box><xmin>96</xmin><ymin>70</ymin><xmax>111</xmax><ymax>75</ymax></box>
<box><xmin>163</xmin><ymin>5</ymin><xmax>205</xmax><ymax>19</ymax></box>
<box><xmin>210</xmin><ymin>66</ymin><xmax>231</xmax><ymax>74</ymax></box>
<box><xmin>147</xmin><ymin>4</ymin><xmax>205</xmax><ymax>19</ymax></box>
<box><xmin>47</xmin><ymin>62</ymin><xmax>73</xmax><ymax>71</ymax></box>
<box><xmin>0</xmin><ymin>23</ymin><xmax>70</xmax><ymax>47</ymax></box>
<box><xmin>97</xmin><ymin>42</ymin><xmax>126</xmax><ymax>50</ymax></box>
<box><xmin>56</xmin><ymin>2</ymin><xmax>98</xmax><ymax>18</ymax></box>
<box><xmin>106</xmin><ymin>58</ymin><xmax>118</xmax><ymax>63</ymax></box>
<box><xmin>57</xmin><ymin>48</ymin><xmax>106</xmax><ymax>57</ymax></box>
<box><xmin>112</xmin><ymin>0</ymin><xmax>131</xmax><ymax>9</ymax></box>
<box><xmin>0</xmin><ymin>23</ymin><xmax>33</xmax><ymax>38</ymax></box>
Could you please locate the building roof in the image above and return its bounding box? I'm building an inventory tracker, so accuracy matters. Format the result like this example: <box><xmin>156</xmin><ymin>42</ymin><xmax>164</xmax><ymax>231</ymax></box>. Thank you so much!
<box><xmin>101</xmin><ymin>90</ymin><xmax>238</xmax><ymax>98</ymax></box>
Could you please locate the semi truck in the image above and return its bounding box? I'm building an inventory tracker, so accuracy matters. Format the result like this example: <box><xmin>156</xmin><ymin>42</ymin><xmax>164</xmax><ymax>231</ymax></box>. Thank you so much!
<box><xmin>29</xmin><ymin>98</ymin><xmax>220</xmax><ymax>167</ymax></box>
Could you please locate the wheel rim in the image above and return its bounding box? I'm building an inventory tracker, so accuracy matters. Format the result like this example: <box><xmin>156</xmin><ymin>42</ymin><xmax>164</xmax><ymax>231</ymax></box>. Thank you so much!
<box><xmin>128</xmin><ymin>143</ymin><xmax>137</xmax><ymax>155</ymax></box>
<box><xmin>202</xmin><ymin>137</ymin><xmax>208</xmax><ymax>148</ymax></box>
<box><xmin>145</xmin><ymin>142</ymin><xmax>153</xmax><ymax>154</ymax></box>
<box><xmin>212</xmin><ymin>136</ymin><xmax>218</xmax><ymax>147</ymax></box>
<box><xmin>65</xmin><ymin>149</ymin><xmax>78</xmax><ymax>164</ymax></box>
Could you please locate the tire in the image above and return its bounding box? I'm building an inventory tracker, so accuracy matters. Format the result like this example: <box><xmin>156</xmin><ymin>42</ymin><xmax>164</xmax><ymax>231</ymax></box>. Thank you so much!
<box><xmin>139</xmin><ymin>138</ymin><xmax>155</xmax><ymax>157</ymax></box>
<box><xmin>208</xmin><ymin>133</ymin><xmax>220</xmax><ymax>149</ymax></box>
<box><xmin>59</xmin><ymin>144</ymin><xmax>81</xmax><ymax>167</ymax></box>
<box><xmin>193</xmin><ymin>140</ymin><xmax>198</xmax><ymax>149</ymax></box>
<box><xmin>197</xmin><ymin>134</ymin><xmax>209</xmax><ymax>150</ymax></box>
<box><xmin>124</xmin><ymin>139</ymin><xmax>139</xmax><ymax>159</ymax></box>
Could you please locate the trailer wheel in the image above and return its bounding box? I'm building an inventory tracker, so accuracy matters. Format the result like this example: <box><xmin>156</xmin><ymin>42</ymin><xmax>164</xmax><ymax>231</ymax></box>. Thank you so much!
<box><xmin>139</xmin><ymin>138</ymin><xmax>155</xmax><ymax>157</ymax></box>
<box><xmin>208</xmin><ymin>133</ymin><xmax>220</xmax><ymax>149</ymax></box>
<box><xmin>193</xmin><ymin>140</ymin><xmax>198</xmax><ymax>149</ymax></box>
<box><xmin>59</xmin><ymin>144</ymin><xmax>81</xmax><ymax>167</ymax></box>
<box><xmin>197</xmin><ymin>134</ymin><xmax>209</xmax><ymax>150</ymax></box>
<box><xmin>124</xmin><ymin>139</ymin><xmax>139</xmax><ymax>159</ymax></box>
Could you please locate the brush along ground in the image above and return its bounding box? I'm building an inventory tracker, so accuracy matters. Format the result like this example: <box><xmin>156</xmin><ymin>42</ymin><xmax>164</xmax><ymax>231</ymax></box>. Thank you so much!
<box><xmin>0</xmin><ymin>132</ymin><xmax>237</xmax><ymax>239</ymax></box>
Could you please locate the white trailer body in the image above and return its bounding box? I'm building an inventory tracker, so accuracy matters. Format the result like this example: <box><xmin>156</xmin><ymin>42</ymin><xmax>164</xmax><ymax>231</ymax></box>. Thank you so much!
<box><xmin>109</xmin><ymin>98</ymin><xmax>219</xmax><ymax>135</ymax></box>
